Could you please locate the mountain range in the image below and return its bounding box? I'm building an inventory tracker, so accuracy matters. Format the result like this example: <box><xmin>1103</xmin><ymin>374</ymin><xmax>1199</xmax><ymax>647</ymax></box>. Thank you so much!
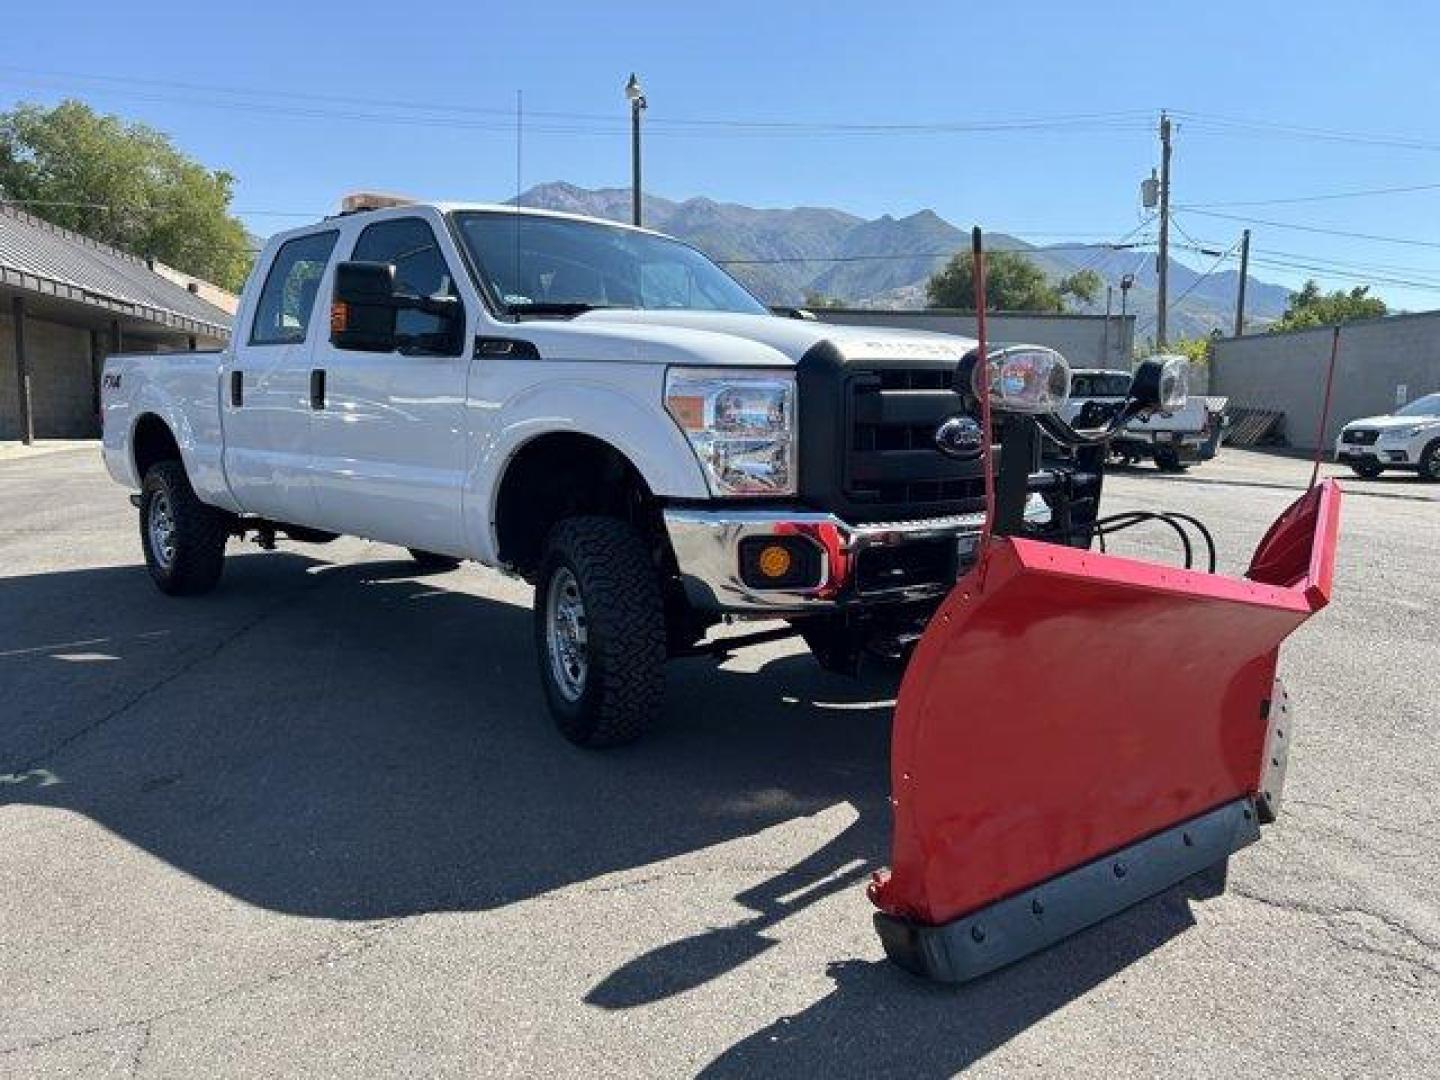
<box><xmin>513</xmin><ymin>182</ymin><xmax>1293</xmax><ymax>341</ymax></box>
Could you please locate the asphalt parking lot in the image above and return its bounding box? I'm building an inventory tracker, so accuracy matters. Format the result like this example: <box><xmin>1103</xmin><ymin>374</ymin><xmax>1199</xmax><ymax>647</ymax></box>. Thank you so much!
<box><xmin>1</xmin><ymin>444</ymin><xmax>1436</xmax><ymax>1078</ymax></box>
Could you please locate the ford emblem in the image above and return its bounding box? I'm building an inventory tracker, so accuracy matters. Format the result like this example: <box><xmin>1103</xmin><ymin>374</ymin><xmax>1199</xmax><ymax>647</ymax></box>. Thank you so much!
<box><xmin>935</xmin><ymin>415</ymin><xmax>984</xmax><ymax>460</ymax></box>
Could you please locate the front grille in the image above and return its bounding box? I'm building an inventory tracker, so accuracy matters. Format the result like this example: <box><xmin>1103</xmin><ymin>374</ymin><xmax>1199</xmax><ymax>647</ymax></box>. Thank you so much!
<box><xmin>1343</xmin><ymin>429</ymin><xmax>1379</xmax><ymax>445</ymax></box>
<box><xmin>796</xmin><ymin>342</ymin><xmax>994</xmax><ymax>524</ymax></box>
<box><xmin>845</xmin><ymin>369</ymin><xmax>987</xmax><ymax>513</ymax></box>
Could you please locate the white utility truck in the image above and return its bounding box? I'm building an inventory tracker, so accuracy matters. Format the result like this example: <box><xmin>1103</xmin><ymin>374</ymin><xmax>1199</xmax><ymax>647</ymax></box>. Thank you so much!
<box><xmin>102</xmin><ymin>194</ymin><xmax>1069</xmax><ymax>745</ymax></box>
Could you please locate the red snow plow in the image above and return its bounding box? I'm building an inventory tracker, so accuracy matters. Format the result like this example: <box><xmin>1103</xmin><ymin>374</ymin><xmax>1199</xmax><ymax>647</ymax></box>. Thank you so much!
<box><xmin>866</xmin><ymin>248</ymin><xmax>1341</xmax><ymax>982</ymax></box>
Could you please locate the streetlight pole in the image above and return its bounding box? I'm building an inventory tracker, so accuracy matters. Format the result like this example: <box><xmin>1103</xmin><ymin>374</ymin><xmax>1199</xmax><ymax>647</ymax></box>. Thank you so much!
<box><xmin>1120</xmin><ymin>273</ymin><xmax>1135</xmax><ymax>363</ymax></box>
<box><xmin>624</xmin><ymin>73</ymin><xmax>647</xmax><ymax>227</ymax></box>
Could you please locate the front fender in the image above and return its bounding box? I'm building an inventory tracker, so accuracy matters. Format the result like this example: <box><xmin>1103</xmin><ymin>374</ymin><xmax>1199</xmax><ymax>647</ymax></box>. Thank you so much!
<box><xmin>464</xmin><ymin>377</ymin><xmax>711</xmax><ymax>563</ymax></box>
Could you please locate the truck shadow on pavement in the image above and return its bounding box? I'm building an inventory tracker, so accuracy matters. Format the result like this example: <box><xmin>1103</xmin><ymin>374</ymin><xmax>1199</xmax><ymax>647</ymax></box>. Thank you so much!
<box><xmin>2</xmin><ymin>549</ymin><xmax>1223</xmax><ymax>1076</ymax></box>
<box><xmin>1</xmin><ymin>550</ymin><xmax>897</xmax><ymax>927</ymax></box>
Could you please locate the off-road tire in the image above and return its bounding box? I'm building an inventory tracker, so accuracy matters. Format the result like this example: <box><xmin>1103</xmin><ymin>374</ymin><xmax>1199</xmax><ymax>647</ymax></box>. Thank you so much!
<box><xmin>1153</xmin><ymin>448</ymin><xmax>1188</xmax><ymax>473</ymax></box>
<box><xmin>140</xmin><ymin>460</ymin><xmax>229</xmax><ymax>596</ymax></box>
<box><xmin>1418</xmin><ymin>440</ymin><xmax>1440</xmax><ymax>482</ymax></box>
<box><xmin>408</xmin><ymin>548</ymin><xmax>462</xmax><ymax>571</ymax></box>
<box><xmin>533</xmin><ymin>516</ymin><xmax>666</xmax><ymax>747</ymax></box>
<box><xmin>1349</xmin><ymin>459</ymin><xmax>1384</xmax><ymax>480</ymax></box>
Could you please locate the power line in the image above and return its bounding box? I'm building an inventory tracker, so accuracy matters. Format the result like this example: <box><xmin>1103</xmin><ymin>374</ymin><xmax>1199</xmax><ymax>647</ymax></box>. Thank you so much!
<box><xmin>0</xmin><ymin>67</ymin><xmax>1154</xmax><ymax>139</ymax></box>
<box><xmin>1171</xmin><ymin>110</ymin><xmax>1440</xmax><ymax>154</ymax></box>
<box><xmin>1132</xmin><ymin>237</ymin><xmax>1242</xmax><ymax>340</ymax></box>
<box><xmin>1244</xmin><ymin>256</ymin><xmax>1440</xmax><ymax>294</ymax></box>
<box><xmin>1178</xmin><ymin>180</ymin><xmax>1440</xmax><ymax>209</ymax></box>
<box><xmin>1170</xmin><ymin>239</ymin><xmax>1440</xmax><ymax>294</ymax></box>
<box><xmin>1180</xmin><ymin>207</ymin><xmax>1440</xmax><ymax>250</ymax></box>
<box><xmin>1062</xmin><ymin>216</ymin><xmax>1157</xmax><ymax>276</ymax></box>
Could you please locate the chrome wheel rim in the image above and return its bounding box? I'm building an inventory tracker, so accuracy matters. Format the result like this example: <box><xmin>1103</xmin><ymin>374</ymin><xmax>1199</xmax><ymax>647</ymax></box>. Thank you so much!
<box><xmin>148</xmin><ymin>491</ymin><xmax>176</xmax><ymax>570</ymax></box>
<box><xmin>545</xmin><ymin>567</ymin><xmax>588</xmax><ymax>703</ymax></box>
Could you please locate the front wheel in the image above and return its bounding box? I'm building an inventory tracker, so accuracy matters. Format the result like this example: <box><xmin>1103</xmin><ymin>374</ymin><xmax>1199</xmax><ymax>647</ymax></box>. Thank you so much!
<box><xmin>1419</xmin><ymin>440</ymin><xmax>1440</xmax><ymax>482</ymax></box>
<box><xmin>1349</xmin><ymin>459</ymin><xmax>1384</xmax><ymax>479</ymax></box>
<box><xmin>533</xmin><ymin>517</ymin><xmax>666</xmax><ymax>747</ymax></box>
<box><xmin>140</xmin><ymin>460</ymin><xmax>229</xmax><ymax>596</ymax></box>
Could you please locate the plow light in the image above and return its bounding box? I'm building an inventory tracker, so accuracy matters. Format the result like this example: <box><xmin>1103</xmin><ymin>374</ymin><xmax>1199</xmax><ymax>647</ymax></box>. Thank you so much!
<box><xmin>1131</xmin><ymin>355</ymin><xmax>1190</xmax><ymax>414</ymax></box>
<box><xmin>966</xmin><ymin>346</ymin><xmax>1071</xmax><ymax>415</ymax></box>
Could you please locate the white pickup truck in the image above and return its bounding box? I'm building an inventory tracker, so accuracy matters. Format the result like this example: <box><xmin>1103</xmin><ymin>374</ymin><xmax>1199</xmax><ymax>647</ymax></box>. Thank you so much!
<box><xmin>103</xmin><ymin>195</ymin><xmax>1073</xmax><ymax>746</ymax></box>
<box><xmin>1064</xmin><ymin>367</ymin><xmax>1227</xmax><ymax>471</ymax></box>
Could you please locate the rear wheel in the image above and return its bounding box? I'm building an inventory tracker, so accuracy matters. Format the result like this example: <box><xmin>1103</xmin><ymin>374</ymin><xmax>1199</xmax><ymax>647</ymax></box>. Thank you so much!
<box><xmin>533</xmin><ymin>517</ymin><xmax>666</xmax><ymax>747</ymax></box>
<box><xmin>139</xmin><ymin>460</ymin><xmax>229</xmax><ymax>596</ymax></box>
<box><xmin>1349</xmin><ymin>459</ymin><xmax>1384</xmax><ymax>479</ymax></box>
<box><xmin>1419</xmin><ymin>440</ymin><xmax>1440</xmax><ymax>482</ymax></box>
<box><xmin>1154</xmin><ymin>447</ymin><xmax>1188</xmax><ymax>473</ymax></box>
<box><xmin>408</xmin><ymin>548</ymin><xmax>462</xmax><ymax>571</ymax></box>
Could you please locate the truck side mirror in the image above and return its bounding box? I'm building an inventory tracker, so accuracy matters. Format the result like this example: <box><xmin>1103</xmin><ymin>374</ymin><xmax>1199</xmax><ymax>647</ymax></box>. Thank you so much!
<box><xmin>331</xmin><ymin>261</ymin><xmax>400</xmax><ymax>352</ymax></box>
<box><xmin>331</xmin><ymin>260</ymin><xmax>464</xmax><ymax>354</ymax></box>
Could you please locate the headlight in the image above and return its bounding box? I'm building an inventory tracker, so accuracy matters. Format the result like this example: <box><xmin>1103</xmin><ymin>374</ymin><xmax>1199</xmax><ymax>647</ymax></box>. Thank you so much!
<box><xmin>665</xmin><ymin>368</ymin><xmax>796</xmax><ymax>496</ymax></box>
<box><xmin>1382</xmin><ymin>425</ymin><xmax>1423</xmax><ymax>439</ymax></box>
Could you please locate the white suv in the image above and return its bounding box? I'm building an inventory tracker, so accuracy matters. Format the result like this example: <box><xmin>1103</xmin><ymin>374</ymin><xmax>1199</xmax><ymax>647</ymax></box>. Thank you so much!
<box><xmin>1335</xmin><ymin>392</ymin><xmax>1440</xmax><ymax>480</ymax></box>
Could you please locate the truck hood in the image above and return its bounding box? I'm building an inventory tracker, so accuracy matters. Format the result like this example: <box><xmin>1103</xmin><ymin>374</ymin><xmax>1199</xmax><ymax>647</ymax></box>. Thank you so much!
<box><xmin>1344</xmin><ymin>413</ymin><xmax>1440</xmax><ymax>431</ymax></box>
<box><xmin>512</xmin><ymin>309</ymin><xmax>978</xmax><ymax>368</ymax></box>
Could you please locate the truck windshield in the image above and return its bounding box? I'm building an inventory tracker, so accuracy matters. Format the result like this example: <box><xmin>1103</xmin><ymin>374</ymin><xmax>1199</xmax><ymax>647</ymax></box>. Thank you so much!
<box><xmin>452</xmin><ymin>211</ymin><xmax>768</xmax><ymax>317</ymax></box>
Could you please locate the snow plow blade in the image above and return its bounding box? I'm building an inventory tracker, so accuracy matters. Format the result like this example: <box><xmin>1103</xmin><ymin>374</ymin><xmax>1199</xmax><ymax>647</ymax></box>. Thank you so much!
<box><xmin>869</xmin><ymin>480</ymin><xmax>1340</xmax><ymax>983</ymax></box>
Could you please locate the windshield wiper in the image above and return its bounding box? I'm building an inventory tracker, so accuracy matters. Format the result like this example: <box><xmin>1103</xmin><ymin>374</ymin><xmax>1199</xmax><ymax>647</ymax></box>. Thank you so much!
<box><xmin>507</xmin><ymin>302</ymin><xmax>630</xmax><ymax>320</ymax></box>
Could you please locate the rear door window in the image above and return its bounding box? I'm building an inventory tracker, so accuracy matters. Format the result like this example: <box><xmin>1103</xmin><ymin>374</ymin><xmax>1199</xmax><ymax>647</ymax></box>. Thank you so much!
<box><xmin>249</xmin><ymin>231</ymin><xmax>339</xmax><ymax>345</ymax></box>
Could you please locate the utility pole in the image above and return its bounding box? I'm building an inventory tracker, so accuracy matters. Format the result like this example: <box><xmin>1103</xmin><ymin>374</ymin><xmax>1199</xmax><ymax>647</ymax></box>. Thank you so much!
<box><xmin>1120</xmin><ymin>272</ymin><xmax>1135</xmax><ymax>363</ymax></box>
<box><xmin>1156</xmin><ymin>111</ymin><xmax>1172</xmax><ymax>349</ymax></box>
<box><xmin>1234</xmin><ymin>228</ymin><xmax>1251</xmax><ymax>337</ymax></box>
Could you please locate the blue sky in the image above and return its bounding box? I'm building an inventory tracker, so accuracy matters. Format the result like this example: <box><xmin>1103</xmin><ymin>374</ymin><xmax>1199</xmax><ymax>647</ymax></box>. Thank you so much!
<box><xmin>5</xmin><ymin>1</ymin><xmax>1440</xmax><ymax>309</ymax></box>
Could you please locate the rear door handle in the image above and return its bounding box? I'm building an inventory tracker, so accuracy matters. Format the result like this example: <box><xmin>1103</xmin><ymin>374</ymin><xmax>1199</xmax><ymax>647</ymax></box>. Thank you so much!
<box><xmin>230</xmin><ymin>370</ymin><xmax>243</xmax><ymax>407</ymax></box>
<box><xmin>310</xmin><ymin>368</ymin><xmax>326</xmax><ymax>410</ymax></box>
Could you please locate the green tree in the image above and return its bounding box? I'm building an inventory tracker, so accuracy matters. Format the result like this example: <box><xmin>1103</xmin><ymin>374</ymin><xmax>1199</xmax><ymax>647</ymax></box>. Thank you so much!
<box><xmin>1270</xmin><ymin>279</ymin><xmax>1387</xmax><ymax>332</ymax></box>
<box><xmin>802</xmin><ymin>290</ymin><xmax>840</xmax><ymax>309</ymax></box>
<box><xmin>1167</xmin><ymin>334</ymin><xmax>1216</xmax><ymax>367</ymax></box>
<box><xmin>926</xmin><ymin>251</ymin><xmax>1098</xmax><ymax>312</ymax></box>
<box><xmin>0</xmin><ymin>100</ymin><xmax>252</xmax><ymax>290</ymax></box>
<box><xmin>1058</xmin><ymin>268</ymin><xmax>1102</xmax><ymax>306</ymax></box>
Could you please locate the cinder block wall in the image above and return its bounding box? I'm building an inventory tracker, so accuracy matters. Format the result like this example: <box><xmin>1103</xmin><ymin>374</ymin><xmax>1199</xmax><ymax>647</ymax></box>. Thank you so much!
<box><xmin>1211</xmin><ymin>312</ymin><xmax>1440</xmax><ymax>450</ymax></box>
<box><xmin>808</xmin><ymin>309</ymin><xmax>1136</xmax><ymax>370</ymax></box>
<box><xmin>0</xmin><ymin>309</ymin><xmax>100</xmax><ymax>439</ymax></box>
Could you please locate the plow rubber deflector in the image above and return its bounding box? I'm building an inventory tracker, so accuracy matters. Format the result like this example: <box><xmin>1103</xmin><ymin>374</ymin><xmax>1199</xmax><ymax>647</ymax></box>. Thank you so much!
<box><xmin>870</xmin><ymin>481</ymin><xmax>1340</xmax><ymax>982</ymax></box>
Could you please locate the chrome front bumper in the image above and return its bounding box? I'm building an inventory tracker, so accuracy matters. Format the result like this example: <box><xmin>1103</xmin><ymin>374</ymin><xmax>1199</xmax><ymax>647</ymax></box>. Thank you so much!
<box><xmin>663</xmin><ymin>496</ymin><xmax>1050</xmax><ymax>614</ymax></box>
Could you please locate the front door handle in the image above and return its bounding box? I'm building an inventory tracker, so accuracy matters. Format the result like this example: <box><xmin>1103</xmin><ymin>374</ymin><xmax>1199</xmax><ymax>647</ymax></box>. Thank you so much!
<box><xmin>310</xmin><ymin>369</ymin><xmax>326</xmax><ymax>410</ymax></box>
<box><xmin>230</xmin><ymin>370</ymin><xmax>243</xmax><ymax>407</ymax></box>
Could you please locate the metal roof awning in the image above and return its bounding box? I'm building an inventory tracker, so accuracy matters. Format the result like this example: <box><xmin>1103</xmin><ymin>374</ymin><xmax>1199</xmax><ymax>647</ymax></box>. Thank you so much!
<box><xmin>0</xmin><ymin>204</ymin><xmax>233</xmax><ymax>339</ymax></box>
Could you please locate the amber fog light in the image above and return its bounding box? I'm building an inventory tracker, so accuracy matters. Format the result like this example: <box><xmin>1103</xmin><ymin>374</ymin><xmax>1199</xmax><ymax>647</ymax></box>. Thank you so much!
<box><xmin>739</xmin><ymin>536</ymin><xmax>823</xmax><ymax>590</ymax></box>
